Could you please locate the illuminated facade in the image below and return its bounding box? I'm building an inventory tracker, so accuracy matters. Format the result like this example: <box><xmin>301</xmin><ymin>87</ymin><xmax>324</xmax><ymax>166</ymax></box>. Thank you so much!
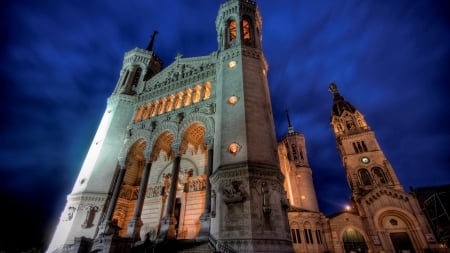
<box><xmin>47</xmin><ymin>0</ymin><xmax>441</xmax><ymax>252</ymax></box>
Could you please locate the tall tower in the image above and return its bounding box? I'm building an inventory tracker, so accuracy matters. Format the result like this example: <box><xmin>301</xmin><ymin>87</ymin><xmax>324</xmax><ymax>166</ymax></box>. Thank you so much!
<box><xmin>328</xmin><ymin>82</ymin><xmax>403</xmax><ymax>200</ymax></box>
<box><xmin>328</xmin><ymin>83</ymin><xmax>436</xmax><ymax>253</ymax></box>
<box><xmin>210</xmin><ymin>0</ymin><xmax>293</xmax><ymax>252</ymax></box>
<box><xmin>278</xmin><ymin>111</ymin><xmax>319</xmax><ymax>212</ymax></box>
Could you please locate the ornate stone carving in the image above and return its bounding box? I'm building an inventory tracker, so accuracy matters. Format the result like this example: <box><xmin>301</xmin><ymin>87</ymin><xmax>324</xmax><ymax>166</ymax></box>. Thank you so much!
<box><xmin>146</xmin><ymin>184</ymin><xmax>164</xmax><ymax>198</ymax></box>
<box><xmin>222</xmin><ymin>180</ymin><xmax>245</xmax><ymax>204</ymax></box>
<box><xmin>63</xmin><ymin>206</ymin><xmax>76</xmax><ymax>221</ymax></box>
<box><xmin>142</xmin><ymin>60</ymin><xmax>215</xmax><ymax>94</ymax></box>
<box><xmin>188</xmin><ymin>176</ymin><xmax>206</xmax><ymax>192</ymax></box>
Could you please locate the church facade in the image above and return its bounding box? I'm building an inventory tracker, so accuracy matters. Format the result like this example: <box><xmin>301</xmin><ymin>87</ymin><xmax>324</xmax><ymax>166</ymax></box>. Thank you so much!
<box><xmin>46</xmin><ymin>1</ymin><xmax>441</xmax><ymax>252</ymax></box>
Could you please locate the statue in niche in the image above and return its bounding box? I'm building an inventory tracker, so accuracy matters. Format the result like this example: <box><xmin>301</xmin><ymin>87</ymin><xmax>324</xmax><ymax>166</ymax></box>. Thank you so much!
<box><xmin>261</xmin><ymin>182</ymin><xmax>271</xmax><ymax>216</ymax></box>
<box><xmin>81</xmin><ymin>206</ymin><xmax>99</xmax><ymax>229</ymax></box>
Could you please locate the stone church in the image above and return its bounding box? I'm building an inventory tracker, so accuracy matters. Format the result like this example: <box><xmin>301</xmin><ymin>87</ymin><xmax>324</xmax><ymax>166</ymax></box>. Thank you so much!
<box><xmin>46</xmin><ymin>0</ymin><xmax>441</xmax><ymax>252</ymax></box>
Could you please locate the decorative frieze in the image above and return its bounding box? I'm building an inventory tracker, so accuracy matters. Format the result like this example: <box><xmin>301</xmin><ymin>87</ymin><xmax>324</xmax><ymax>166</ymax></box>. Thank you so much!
<box><xmin>146</xmin><ymin>184</ymin><xmax>164</xmax><ymax>198</ymax></box>
<box><xmin>187</xmin><ymin>176</ymin><xmax>206</xmax><ymax>192</ymax></box>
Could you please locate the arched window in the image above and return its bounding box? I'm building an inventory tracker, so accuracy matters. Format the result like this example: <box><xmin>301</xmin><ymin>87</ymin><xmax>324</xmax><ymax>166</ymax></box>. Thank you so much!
<box><xmin>203</xmin><ymin>82</ymin><xmax>211</xmax><ymax>100</ymax></box>
<box><xmin>158</xmin><ymin>98</ymin><xmax>167</xmax><ymax>115</ymax></box>
<box><xmin>192</xmin><ymin>85</ymin><xmax>202</xmax><ymax>103</ymax></box>
<box><xmin>134</xmin><ymin>106</ymin><xmax>144</xmax><ymax>122</ymax></box>
<box><xmin>357</xmin><ymin>142</ymin><xmax>363</xmax><ymax>153</ymax></box>
<box><xmin>141</xmin><ymin>103</ymin><xmax>151</xmax><ymax>120</ymax></box>
<box><xmin>150</xmin><ymin>101</ymin><xmax>159</xmax><ymax>117</ymax></box>
<box><xmin>242</xmin><ymin>18</ymin><xmax>253</xmax><ymax>45</ymax></box>
<box><xmin>358</xmin><ymin>169</ymin><xmax>372</xmax><ymax>186</ymax></box>
<box><xmin>315</xmin><ymin>223</ymin><xmax>323</xmax><ymax>245</ymax></box>
<box><xmin>229</xmin><ymin>20</ymin><xmax>237</xmax><ymax>42</ymax></box>
<box><xmin>184</xmin><ymin>88</ymin><xmax>192</xmax><ymax>107</ymax></box>
<box><xmin>304</xmin><ymin>221</ymin><xmax>314</xmax><ymax>244</ymax></box>
<box><xmin>353</xmin><ymin>142</ymin><xmax>359</xmax><ymax>153</ymax></box>
<box><xmin>342</xmin><ymin>228</ymin><xmax>368</xmax><ymax>253</ymax></box>
<box><xmin>175</xmin><ymin>92</ymin><xmax>184</xmax><ymax>109</ymax></box>
<box><xmin>373</xmin><ymin>167</ymin><xmax>388</xmax><ymax>184</ymax></box>
<box><xmin>290</xmin><ymin>222</ymin><xmax>302</xmax><ymax>244</ymax></box>
<box><xmin>166</xmin><ymin>95</ymin><xmax>175</xmax><ymax>112</ymax></box>
<box><xmin>361</xmin><ymin>141</ymin><xmax>368</xmax><ymax>152</ymax></box>
<box><xmin>131</xmin><ymin>67</ymin><xmax>142</xmax><ymax>87</ymax></box>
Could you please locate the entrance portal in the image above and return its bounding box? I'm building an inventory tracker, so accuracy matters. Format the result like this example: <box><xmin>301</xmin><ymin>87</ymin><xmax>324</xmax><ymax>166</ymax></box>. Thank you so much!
<box><xmin>390</xmin><ymin>232</ymin><xmax>415</xmax><ymax>253</ymax></box>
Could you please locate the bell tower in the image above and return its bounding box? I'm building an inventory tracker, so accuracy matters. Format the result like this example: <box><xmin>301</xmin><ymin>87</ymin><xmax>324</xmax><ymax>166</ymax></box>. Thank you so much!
<box><xmin>328</xmin><ymin>82</ymin><xmax>403</xmax><ymax>202</ymax></box>
<box><xmin>210</xmin><ymin>0</ymin><xmax>293</xmax><ymax>252</ymax></box>
<box><xmin>328</xmin><ymin>83</ymin><xmax>436</xmax><ymax>252</ymax></box>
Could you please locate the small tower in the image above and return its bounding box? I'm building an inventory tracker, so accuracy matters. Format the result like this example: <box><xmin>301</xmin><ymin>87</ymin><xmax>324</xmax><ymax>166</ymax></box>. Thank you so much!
<box><xmin>278</xmin><ymin>111</ymin><xmax>319</xmax><ymax>212</ymax></box>
<box><xmin>328</xmin><ymin>82</ymin><xmax>437</xmax><ymax>253</ymax></box>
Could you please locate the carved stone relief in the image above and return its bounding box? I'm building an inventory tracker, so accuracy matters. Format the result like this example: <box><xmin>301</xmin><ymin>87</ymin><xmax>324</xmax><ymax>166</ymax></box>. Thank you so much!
<box><xmin>221</xmin><ymin>180</ymin><xmax>245</xmax><ymax>204</ymax></box>
<box><xmin>63</xmin><ymin>206</ymin><xmax>76</xmax><ymax>222</ymax></box>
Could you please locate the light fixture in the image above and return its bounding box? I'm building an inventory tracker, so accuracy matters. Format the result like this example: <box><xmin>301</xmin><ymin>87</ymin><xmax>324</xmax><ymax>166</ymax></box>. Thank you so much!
<box><xmin>228</xmin><ymin>95</ymin><xmax>238</xmax><ymax>105</ymax></box>
<box><xmin>228</xmin><ymin>142</ymin><xmax>240</xmax><ymax>154</ymax></box>
<box><xmin>228</xmin><ymin>60</ymin><xmax>237</xmax><ymax>68</ymax></box>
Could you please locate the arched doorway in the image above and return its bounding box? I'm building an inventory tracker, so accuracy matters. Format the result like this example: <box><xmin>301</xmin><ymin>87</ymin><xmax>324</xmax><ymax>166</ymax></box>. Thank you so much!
<box><xmin>342</xmin><ymin>228</ymin><xmax>368</xmax><ymax>253</ymax></box>
<box><xmin>112</xmin><ymin>139</ymin><xmax>147</xmax><ymax>237</ymax></box>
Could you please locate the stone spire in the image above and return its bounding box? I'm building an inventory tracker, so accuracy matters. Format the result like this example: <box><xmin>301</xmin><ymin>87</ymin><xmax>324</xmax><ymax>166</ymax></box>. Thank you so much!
<box><xmin>146</xmin><ymin>30</ymin><xmax>158</xmax><ymax>51</ymax></box>
<box><xmin>286</xmin><ymin>109</ymin><xmax>295</xmax><ymax>135</ymax></box>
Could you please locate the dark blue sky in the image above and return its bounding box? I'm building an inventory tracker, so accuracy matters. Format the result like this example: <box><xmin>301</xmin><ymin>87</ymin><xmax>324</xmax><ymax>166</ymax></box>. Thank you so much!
<box><xmin>1</xmin><ymin>0</ymin><xmax>449</xmax><ymax>251</ymax></box>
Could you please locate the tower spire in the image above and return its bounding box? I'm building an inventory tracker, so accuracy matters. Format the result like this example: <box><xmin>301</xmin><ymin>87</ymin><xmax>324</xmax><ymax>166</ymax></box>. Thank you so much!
<box><xmin>146</xmin><ymin>30</ymin><xmax>159</xmax><ymax>51</ymax></box>
<box><xmin>328</xmin><ymin>81</ymin><xmax>339</xmax><ymax>95</ymax></box>
<box><xmin>285</xmin><ymin>109</ymin><xmax>294</xmax><ymax>134</ymax></box>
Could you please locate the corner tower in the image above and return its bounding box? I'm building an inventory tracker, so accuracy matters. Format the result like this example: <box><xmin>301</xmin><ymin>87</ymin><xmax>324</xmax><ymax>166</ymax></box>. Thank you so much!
<box><xmin>46</xmin><ymin>36</ymin><xmax>163</xmax><ymax>253</ymax></box>
<box><xmin>210</xmin><ymin>0</ymin><xmax>293</xmax><ymax>252</ymax></box>
<box><xmin>328</xmin><ymin>83</ymin><xmax>437</xmax><ymax>253</ymax></box>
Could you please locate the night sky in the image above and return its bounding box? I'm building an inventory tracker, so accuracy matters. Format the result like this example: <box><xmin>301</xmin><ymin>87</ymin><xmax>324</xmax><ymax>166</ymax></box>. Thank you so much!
<box><xmin>1</xmin><ymin>0</ymin><xmax>449</xmax><ymax>251</ymax></box>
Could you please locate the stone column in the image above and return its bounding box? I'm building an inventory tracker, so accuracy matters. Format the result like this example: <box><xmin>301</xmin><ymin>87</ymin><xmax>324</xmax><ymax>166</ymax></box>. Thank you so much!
<box><xmin>126</xmin><ymin>161</ymin><xmax>152</xmax><ymax>240</ymax></box>
<box><xmin>158</xmin><ymin>143</ymin><xmax>182</xmax><ymax>240</ymax></box>
<box><xmin>98</xmin><ymin>163</ymin><xmax>126</xmax><ymax>236</ymax></box>
<box><xmin>198</xmin><ymin>138</ymin><xmax>213</xmax><ymax>239</ymax></box>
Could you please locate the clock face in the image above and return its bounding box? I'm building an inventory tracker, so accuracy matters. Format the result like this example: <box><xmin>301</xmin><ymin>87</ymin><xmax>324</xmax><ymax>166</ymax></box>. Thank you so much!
<box><xmin>361</xmin><ymin>157</ymin><xmax>370</xmax><ymax>164</ymax></box>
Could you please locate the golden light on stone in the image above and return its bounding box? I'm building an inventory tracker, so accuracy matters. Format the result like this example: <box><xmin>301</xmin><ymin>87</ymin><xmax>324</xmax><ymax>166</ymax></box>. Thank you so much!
<box><xmin>301</xmin><ymin>195</ymin><xmax>306</xmax><ymax>200</ymax></box>
<box><xmin>227</xmin><ymin>60</ymin><xmax>237</xmax><ymax>68</ymax></box>
<box><xmin>228</xmin><ymin>142</ymin><xmax>240</xmax><ymax>154</ymax></box>
<box><xmin>227</xmin><ymin>95</ymin><xmax>238</xmax><ymax>105</ymax></box>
